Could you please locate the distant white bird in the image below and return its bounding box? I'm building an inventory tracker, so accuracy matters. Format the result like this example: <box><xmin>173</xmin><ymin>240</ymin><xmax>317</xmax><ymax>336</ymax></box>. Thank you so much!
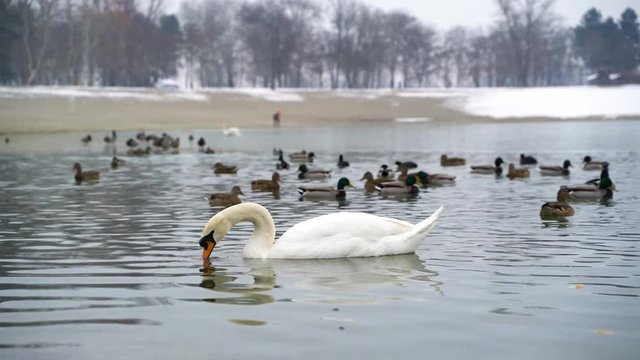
<box><xmin>223</xmin><ymin>127</ymin><xmax>242</xmax><ymax>137</ymax></box>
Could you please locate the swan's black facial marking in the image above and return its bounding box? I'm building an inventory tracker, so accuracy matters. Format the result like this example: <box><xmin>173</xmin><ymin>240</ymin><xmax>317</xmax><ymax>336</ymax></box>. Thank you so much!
<box><xmin>199</xmin><ymin>230</ymin><xmax>216</xmax><ymax>248</ymax></box>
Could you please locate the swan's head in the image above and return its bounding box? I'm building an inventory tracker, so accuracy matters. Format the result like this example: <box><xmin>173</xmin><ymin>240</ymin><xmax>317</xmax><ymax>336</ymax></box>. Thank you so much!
<box><xmin>199</xmin><ymin>212</ymin><xmax>233</xmax><ymax>260</ymax></box>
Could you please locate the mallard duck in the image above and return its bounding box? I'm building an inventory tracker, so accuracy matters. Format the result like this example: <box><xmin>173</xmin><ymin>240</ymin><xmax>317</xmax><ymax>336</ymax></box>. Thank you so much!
<box><xmin>566</xmin><ymin>162</ymin><xmax>615</xmax><ymax>200</ymax></box>
<box><xmin>440</xmin><ymin>154</ymin><xmax>466</xmax><ymax>167</ymax></box>
<box><xmin>197</xmin><ymin>137</ymin><xmax>206</xmax><ymax>148</ymax></box>
<box><xmin>377</xmin><ymin>164</ymin><xmax>395</xmax><ymax>181</ymax></box>
<box><xmin>507</xmin><ymin>163</ymin><xmax>530</xmax><ymax>179</ymax></box>
<box><xmin>213</xmin><ymin>162</ymin><xmax>238</xmax><ymax>174</ymax></box>
<box><xmin>188</xmin><ymin>134</ymin><xmax>194</xmax><ymax>142</ymax></box>
<box><xmin>81</xmin><ymin>134</ymin><xmax>92</xmax><ymax>145</ymax></box>
<box><xmin>376</xmin><ymin>175</ymin><xmax>421</xmax><ymax>195</ymax></box>
<box><xmin>337</xmin><ymin>154</ymin><xmax>350</xmax><ymax>169</ymax></box>
<box><xmin>360</xmin><ymin>171</ymin><xmax>391</xmax><ymax>192</ymax></box>
<box><xmin>298</xmin><ymin>177</ymin><xmax>355</xmax><ymax>200</ymax></box>
<box><xmin>251</xmin><ymin>172</ymin><xmax>280</xmax><ymax>192</ymax></box>
<box><xmin>582</xmin><ymin>155</ymin><xmax>605</xmax><ymax>171</ymax></box>
<box><xmin>208</xmin><ymin>186</ymin><xmax>244</xmax><ymax>207</ymax></box>
<box><xmin>129</xmin><ymin>146</ymin><xmax>151</xmax><ymax>156</ymax></box>
<box><xmin>520</xmin><ymin>154</ymin><xmax>538</xmax><ymax>165</ymax></box>
<box><xmin>298</xmin><ymin>164</ymin><xmax>331</xmax><ymax>180</ymax></box>
<box><xmin>396</xmin><ymin>165</ymin><xmax>455</xmax><ymax>185</ymax></box>
<box><xmin>540</xmin><ymin>186</ymin><xmax>575</xmax><ymax>219</ymax></box>
<box><xmin>136</xmin><ymin>131</ymin><xmax>146</xmax><ymax>141</ymax></box>
<box><xmin>275</xmin><ymin>150</ymin><xmax>289</xmax><ymax>170</ymax></box>
<box><xmin>289</xmin><ymin>151</ymin><xmax>315</xmax><ymax>163</ymax></box>
<box><xmin>199</xmin><ymin>202</ymin><xmax>444</xmax><ymax>259</ymax></box>
<box><xmin>414</xmin><ymin>171</ymin><xmax>456</xmax><ymax>186</ymax></box>
<box><xmin>110</xmin><ymin>157</ymin><xmax>126</xmax><ymax>169</ymax></box>
<box><xmin>540</xmin><ymin>160</ymin><xmax>572</xmax><ymax>176</ymax></box>
<box><xmin>202</xmin><ymin>147</ymin><xmax>215</xmax><ymax>154</ymax></box>
<box><xmin>126</xmin><ymin>138</ymin><xmax>138</xmax><ymax>148</ymax></box>
<box><xmin>73</xmin><ymin>163</ymin><xmax>100</xmax><ymax>183</ymax></box>
<box><xmin>103</xmin><ymin>131</ymin><xmax>116</xmax><ymax>144</ymax></box>
<box><xmin>395</xmin><ymin>160</ymin><xmax>417</xmax><ymax>170</ymax></box>
<box><xmin>470</xmin><ymin>157</ymin><xmax>505</xmax><ymax>175</ymax></box>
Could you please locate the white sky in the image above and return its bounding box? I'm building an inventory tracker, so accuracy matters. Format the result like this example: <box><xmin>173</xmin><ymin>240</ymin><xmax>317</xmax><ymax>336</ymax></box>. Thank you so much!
<box><xmin>356</xmin><ymin>0</ymin><xmax>640</xmax><ymax>30</ymax></box>
<box><xmin>165</xmin><ymin>0</ymin><xmax>640</xmax><ymax>30</ymax></box>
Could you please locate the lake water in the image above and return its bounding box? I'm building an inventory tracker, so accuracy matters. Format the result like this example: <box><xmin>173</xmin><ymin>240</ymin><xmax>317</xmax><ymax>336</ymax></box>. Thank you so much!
<box><xmin>1</xmin><ymin>120</ymin><xmax>639</xmax><ymax>359</ymax></box>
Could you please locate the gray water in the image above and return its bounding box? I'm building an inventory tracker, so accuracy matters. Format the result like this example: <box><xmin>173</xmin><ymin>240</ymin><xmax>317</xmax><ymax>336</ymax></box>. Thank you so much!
<box><xmin>1</xmin><ymin>120</ymin><xmax>639</xmax><ymax>359</ymax></box>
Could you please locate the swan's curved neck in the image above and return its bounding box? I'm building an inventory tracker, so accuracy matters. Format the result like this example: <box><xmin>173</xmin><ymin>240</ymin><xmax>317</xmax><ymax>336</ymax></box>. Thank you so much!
<box><xmin>222</xmin><ymin>203</ymin><xmax>276</xmax><ymax>258</ymax></box>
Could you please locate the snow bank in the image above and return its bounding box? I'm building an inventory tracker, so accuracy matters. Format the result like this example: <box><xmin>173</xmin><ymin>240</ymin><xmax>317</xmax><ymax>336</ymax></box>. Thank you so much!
<box><xmin>458</xmin><ymin>86</ymin><xmax>640</xmax><ymax>119</ymax></box>
<box><xmin>204</xmin><ymin>88</ymin><xmax>305</xmax><ymax>102</ymax></box>
<box><xmin>0</xmin><ymin>86</ymin><xmax>208</xmax><ymax>102</ymax></box>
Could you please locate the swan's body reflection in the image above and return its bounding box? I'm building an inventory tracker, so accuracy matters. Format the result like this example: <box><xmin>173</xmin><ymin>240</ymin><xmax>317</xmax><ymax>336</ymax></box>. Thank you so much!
<box><xmin>199</xmin><ymin>254</ymin><xmax>442</xmax><ymax>305</ymax></box>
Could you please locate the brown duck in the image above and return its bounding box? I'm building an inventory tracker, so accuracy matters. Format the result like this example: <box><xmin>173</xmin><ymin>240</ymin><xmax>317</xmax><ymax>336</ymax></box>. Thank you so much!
<box><xmin>73</xmin><ymin>163</ymin><xmax>100</xmax><ymax>183</ymax></box>
<box><xmin>507</xmin><ymin>163</ymin><xmax>530</xmax><ymax>179</ymax></box>
<box><xmin>540</xmin><ymin>186</ymin><xmax>575</xmax><ymax>218</ymax></box>
<box><xmin>251</xmin><ymin>172</ymin><xmax>280</xmax><ymax>192</ymax></box>
<box><xmin>440</xmin><ymin>154</ymin><xmax>466</xmax><ymax>167</ymax></box>
<box><xmin>208</xmin><ymin>186</ymin><xmax>244</xmax><ymax>207</ymax></box>
<box><xmin>360</xmin><ymin>171</ymin><xmax>390</xmax><ymax>192</ymax></box>
<box><xmin>213</xmin><ymin>162</ymin><xmax>238</xmax><ymax>174</ymax></box>
<box><xmin>110</xmin><ymin>157</ymin><xmax>126</xmax><ymax>169</ymax></box>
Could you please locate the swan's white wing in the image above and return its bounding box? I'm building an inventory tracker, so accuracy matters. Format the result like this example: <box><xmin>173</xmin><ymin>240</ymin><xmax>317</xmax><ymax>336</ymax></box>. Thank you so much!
<box><xmin>269</xmin><ymin>212</ymin><xmax>416</xmax><ymax>259</ymax></box>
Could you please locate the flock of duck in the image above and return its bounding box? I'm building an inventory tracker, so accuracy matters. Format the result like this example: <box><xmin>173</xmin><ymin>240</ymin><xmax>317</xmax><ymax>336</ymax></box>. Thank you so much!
<box><xmin>72</xmin><ymin>131</ymin><xmax>615</xmax><ymax>260</ymax></box>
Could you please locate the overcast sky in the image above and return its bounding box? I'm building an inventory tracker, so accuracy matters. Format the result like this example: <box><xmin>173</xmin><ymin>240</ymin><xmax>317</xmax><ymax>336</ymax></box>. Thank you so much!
<box><xmin>355</xmin><ymin>0</ymin><xmax>639</xmax><ymax>30</ymax></box>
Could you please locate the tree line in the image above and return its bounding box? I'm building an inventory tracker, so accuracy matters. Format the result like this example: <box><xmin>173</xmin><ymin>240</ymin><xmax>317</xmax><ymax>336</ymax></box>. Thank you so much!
<box><xmin>0</xmin><ymin>0</ymin><xmax>638</xmax><ymax>88</ymax></box>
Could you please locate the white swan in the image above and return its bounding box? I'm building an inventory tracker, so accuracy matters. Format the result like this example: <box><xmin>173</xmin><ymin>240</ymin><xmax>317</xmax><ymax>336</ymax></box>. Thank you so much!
<box><xmin>199</xmin><ymin>202</ymin><xmax>444</xmax><ymax>260</ymax></box>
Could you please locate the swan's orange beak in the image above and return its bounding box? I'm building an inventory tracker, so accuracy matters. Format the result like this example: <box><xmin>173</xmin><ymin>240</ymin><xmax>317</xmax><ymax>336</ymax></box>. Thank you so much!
<box><xmin>202</xmin><ymin>241</ymin><xmax>215</xmax><ymax>260</ymax></box>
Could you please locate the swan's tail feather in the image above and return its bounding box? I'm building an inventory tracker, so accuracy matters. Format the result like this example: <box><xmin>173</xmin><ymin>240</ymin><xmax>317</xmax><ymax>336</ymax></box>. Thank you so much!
<box><xmin>412</xmin><ymin>205</ymin><xmax>444</xmax><ymax>235</ymax></box>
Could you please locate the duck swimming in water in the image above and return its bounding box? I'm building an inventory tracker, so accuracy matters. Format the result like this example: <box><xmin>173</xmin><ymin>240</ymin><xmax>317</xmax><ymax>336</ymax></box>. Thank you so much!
<box><xmin>470</xmin><ymin>157</ymin><xmax>505</xmax><ymax>176</ymax></box>
<box><xmin>297</xmin><ymin>177</ymin><xmax>355</xmax><ymax>200</ymax></box>
<box><xmin>539</xmin><ymin>160</ymin><xmax>572</xmax><ymax>176</ymax></box>
<box><xmin>540</xmin><ymin>186</ymin><xmax>575</xmax><ymax>219</ymax></box>
<box><xmin>566</xmin><ymin>162</ymin><xmax>615</xmax><ymax>200</ymax></box>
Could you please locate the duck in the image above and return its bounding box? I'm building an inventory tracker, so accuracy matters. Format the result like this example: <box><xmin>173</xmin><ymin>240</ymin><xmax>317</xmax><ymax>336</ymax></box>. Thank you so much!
<box><xmin>202</xmin><ymin>147</ymin><xmax>215</xmax><ymax>154</ymax></box>
<box><xmin>289</xmin><ymin>151</ymin><xmax>315</xmax><ymax>163</ymax></box>
<box><xmin>520</xmin><ymin>154</ymin><xmax>538</xmax><ymax>165</ymax></box>
<box><xmin>126</xmin><ymin>138</ymin><xmax>138</xmax><ymax>148</ymax></box>
<box><xmin>199</xmin><ymin>202</ymin><xmax>444</xmax><ymax>259</ymax></box>
<box><xmin>213</xmin><ymin>162</ymin><xmax>238</xmax><ymax>175</ymax></box>
<box><xmin>507</xmin><ymin>163</ymin><xmax>530</xmax><ymax>179</ymax></box>
<box><xmin>188</xmin><ymin>134</ymin><xmax>194</xmax><ymax>142</ymax></box>
<box><xmin>129</xmin><ymin>146</ymin><xmax>151</xmax><ymax>156</ymax></box>
<box><xmin>276</xmin><ymin>150</ymin><xmax>290</xmax><ymax>170</ymax></box>
<box><xmin>297</xmin><ymin>177</ymin><xmax>355</xmax><ymax>200</ymax></box>
<box><xmin>395</xmin><ymin>160</ymin><xmax>417</xmax><ymax>170</ymax></box>
<box><xmin>376</xmin><ymin>175</ymin><xmax>421</xmax><ymax>195</ymax></box>
<box><xmin>73</xmin><ymin>163</ymin><xmax>100</xmax><ymax>183</ymax></box>
<box><xmin>582</xmin><ymin>155</ymin><xmax>605</xmax><ymax>171</ymax></box>
<box><xmin>110</xmin><ymin>157</ymin><xmax>126</xmax><ymax>169</ymax></box>
<box><xmin>337</xmin><ymin>154</ymin><xmax>350</xmax><ymax>169</ymax></box>
<box><xmin>81</xmin><ymin>134</ymin><xmax>92</xmax><ymax>145</ymax></box>
<box><xmin>136</xmin><ymin>131</ymin><xmax>146</xmax><ymax>141</ymax></box>
<box><xmin>208</xmin><ymin>186</ymin><xmax>244</xmax><ymax>207</ymax></box>
<box><xmin>298</xmin><ymin>164</ymin><xmax>331</xmax><ymax>180</ymax></box>
<box><xmin>360</xmin><ymin>171</ymin><xmax>390</xmax><ymax>192</ymax></box>
<box><xmin>251</xmin><ymin>172</ymin><xmax>280</xmax><ymax>192</ymax></box>
<box><xmin>377</xmin><ymin>164</ymin><xmax>395</xmax><ymax>181</ymax></box>
<box><xmin>566</xmin><ymin>162</ymin><xmax>615</xmax><ymax>200</ymax></box>
<box><xmin>414</xmin><ymin>171</ymin><xmax>456</xmax><ymax>186</ymax></box>
<box><xmin>103</xmin><ymin>130</ymin><xmax>117</xmax><ymax>144</ymax></box>
<box><xmin>470</xmin><ymin>157</ymin><xmax>505</xmax><ymax>175</ymax></box>
<box><xmin>539</xmin><ymin>160</ymin><xmax>572</xmax><ymax>176</ymax></box>
<box><xmin>540</xmin><ymin>186</ymin><xmax>575</xmax><ymax>219</ymax></box>
<box><xmin>197</xmin><ymin>137</ymin><xmax>206</xmax><ymax>148</ymax></box>
<box><xmin>440</xmin><ymin>154</ymin><xmax>466</xmax><ymax>167</ymax></box>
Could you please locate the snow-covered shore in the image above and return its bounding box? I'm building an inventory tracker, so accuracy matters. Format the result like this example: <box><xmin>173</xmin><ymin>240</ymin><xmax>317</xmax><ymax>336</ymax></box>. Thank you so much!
<box><xmin>1</xmin><ymin>85</ymin><xmax>638</xmax><ymax>134</ymax></box>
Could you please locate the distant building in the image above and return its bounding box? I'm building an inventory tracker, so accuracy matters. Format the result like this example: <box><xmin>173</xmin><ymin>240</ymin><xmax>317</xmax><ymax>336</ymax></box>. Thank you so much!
<box><xmin>156</xmin><ymin>79</ymin><xmax>180</xmax><ymax>90</ymax></box>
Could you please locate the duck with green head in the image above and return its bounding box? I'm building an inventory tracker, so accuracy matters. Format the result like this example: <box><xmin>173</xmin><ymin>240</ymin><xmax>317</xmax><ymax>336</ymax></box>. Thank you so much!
<box><xmin>540</xmin><ymin>186</ymin><xmax>575</xmax><ymax>219</ymax></box>
<box><xmin>566</xmin><ymin>162</ymin><xmax>615</xmax><ymax>200</ymax></box>
<box><xmin>414</xmin><ymin>171</ymin><xmax>456</xmax><ymax>186</ymax></box>
<box><xmin>297</xmin><ymin>177</ymin><xmax>355</xmax><ymax>200</ymax></box>
<box><xmin>376</xmin><ymin>175</ymin><xmax>421</xmax><ymax>195</ymax></box>
<box><xmin>471</xmin><ymin>157</ymin><xmax>505</xmax><ymax>176</ymax></box>
<box><xmin>539</xmin><ymin>160</ymin><xmax>572</xmax><ymax>176</ymax></box>
<box><xmin>298</xmin><ymin>164</ymin><xmax>331</xmax><ymax>180</ymax></box>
